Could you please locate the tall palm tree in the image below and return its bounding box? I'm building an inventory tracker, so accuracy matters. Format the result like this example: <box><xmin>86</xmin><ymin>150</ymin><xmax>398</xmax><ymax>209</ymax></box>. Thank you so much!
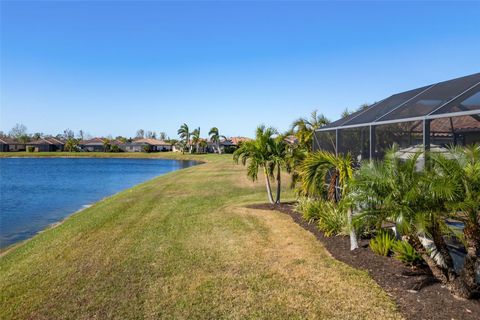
<box><xmin>234</xmin><ymin>125</ymin><xmax>286</xmax><ymax>204</ymax></box>
<box><xmin>300</xmin><ymin>150</ymin><xmax>358</xmax><ymax>250</ymax></box>
<box><xmin>102</xmin><ymin>138</ymin><xmax>111</xmax><ymax>152</ymax></box>
<box><xmin>177</xmin><ymin>123</ymin><xmax>191</xmax><ymax>153</ymax></box>
<box><xmin>291</xmin><ymin>110</ymin><xmax>330</xmax><ymax>151</ymax></box>
<box><xmin>208</xmin><ymin>127</ymin><xmax>226</xmax><ymax>154</ymax></box>
<box><xmin>191</xmin><ymin>127</ymin><xmax>201</xmax><ymax>153</ymax></box>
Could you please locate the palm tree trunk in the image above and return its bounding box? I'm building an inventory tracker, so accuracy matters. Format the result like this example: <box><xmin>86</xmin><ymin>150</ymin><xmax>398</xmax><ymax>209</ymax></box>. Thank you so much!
<box><xmin>275</xmin><ymin>165</ymin><xmax>281</xmax><ymax>204</ymax></box>
<box><xmin>264</xmin><ymin>169</ymin><xmax>275</xmax><ymax>204</ymax></box>
<box><xmin>348</xmin><ymin>207</ymin><xmax>358</xmax><ymax>250</ymax></box>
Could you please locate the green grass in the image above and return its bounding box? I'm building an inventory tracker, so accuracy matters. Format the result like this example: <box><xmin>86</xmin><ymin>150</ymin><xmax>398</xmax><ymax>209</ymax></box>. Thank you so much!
<box><xmin>0</xmin><ymin>154</ymin><xmax>402</xmax><ymax>319</ymax></box>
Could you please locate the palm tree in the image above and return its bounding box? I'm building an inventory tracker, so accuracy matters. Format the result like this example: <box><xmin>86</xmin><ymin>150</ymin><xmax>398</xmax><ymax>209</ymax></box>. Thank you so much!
<box><xmin>191</xmin><ymin>127</ymin><xmax>201</xmax><ymax>153</ymax></box>
<box><xmin>233</xmin><ymin>125</ymin><xmax>286</xmax><ymax>204</ymax></box>
<box><xmin>300</xmin><ymin>150</ymin><xmax>358</xmax><ymax>250</ymax></box>
<box><xmin>64</xmin><ymin>138</ymin><xmax>79</xmax><ymax>152</ymax></box>
<box><xmin>177</xmin><ymin>123</ymin><xmax>191</xmax><ymax>153</ymax></box>
<box><xmin>102</xmin><ymin>138</ymin><xmax>111</xmax><ymax>152</ymax></box>
<box><xmin>351</xmin><ymin>145</ymin><xmax>480</xmax><ymax>298</ymax></box>
<box><xmin>291</xmin><ymin>110</ymin><xmax>329</xmax><ymax>151</ymax></box>
<box><xmin>209</xmin><ymin>127</ymin><xmax>227</xmax><ymax>154</ymax></box>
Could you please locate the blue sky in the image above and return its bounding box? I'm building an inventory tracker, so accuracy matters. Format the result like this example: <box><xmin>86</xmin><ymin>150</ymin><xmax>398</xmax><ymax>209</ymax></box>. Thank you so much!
<box><xmin>1</xmin><ymin>1</ymin><xmax>479</xmax><ymax>139</ymax></box>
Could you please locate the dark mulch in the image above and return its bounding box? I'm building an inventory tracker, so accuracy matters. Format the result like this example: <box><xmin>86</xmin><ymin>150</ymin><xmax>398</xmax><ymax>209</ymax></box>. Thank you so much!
<box><xmin>248</xmin><ymin>202</ymin><xmax>480</xmax><ymax>320</ymax></box>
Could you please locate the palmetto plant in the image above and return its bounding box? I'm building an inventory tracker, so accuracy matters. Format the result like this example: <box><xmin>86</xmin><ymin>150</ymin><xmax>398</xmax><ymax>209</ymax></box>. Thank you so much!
<box><xmin>352</xmin><ymin>144</ymin><xmax>480</xmax><ymax>298</ymax></box>
<box><xmin>299</xmin><ymin>150</ymin><xmax>358</xmax><ymax>249</ymax></box>
<box><xmin>233</xmin><ymin>125</ymin><xmax>287</xmax><ymax>204</ymax></box>
<box><xmin>291</xmin><ymin>110</ymin><xmax>330</xmax><ymax>151</ymax></box>
<box><xmin>177</xmin><ymin>123</ymin><xmax>191</xmax><ymax>153</ymax></box>
<box><xmin>209</xmin><ymin>127</ymin><xmax>226</xmax><ymax>154</ymax></box>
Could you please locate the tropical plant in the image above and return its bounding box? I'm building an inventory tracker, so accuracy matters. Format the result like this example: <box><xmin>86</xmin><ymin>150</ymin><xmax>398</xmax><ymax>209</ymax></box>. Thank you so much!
<box><xmin>26</xmin><ymin>146</ymin><xmax>35</xmax><ymax>152</ymax></box>
<box><xmin>142</xmin><ymin>145</ymin><xmax>152</xmax><ymax>153</ymax></box>
<box><xmin>177</xmin><ymin>123</ymin><xmax>191</xmax><ymax>153</ymax></box>
<box><xmin>291</xmin><ymin>110</ymin><xmax>329</xmax><ymax>151</ymax></box>
<box><xmin>369</xmin><ymin>231</ymin><xmax>395</xmax><ymax>256</ymax></box>
<box><xmin>64</xmin><ymin>137</ymin><xmax>79</xmax><ymax>152</ymax></box>
<box><xmin>233</xmin><ymin>125</ymin><xmax>287</xmax><ymax>204</ymax></box>
<box><xmin>316</xmin><ymin>199</ymin><xmax>348</xmax><ymax>237</ymax></box>
<box><xmin>299</xmin><ymin>150</ymin><xmax>358</xmax><ymax>249</ymax></box>
<box><xmin>392</xmin><ymin>241</ymin><xmax>422</xmax><ymax>266</ymax></box>
<box><xmin>295</xmin><ymin>197</ymin><xmax>322</xmax><ymax>223</ymax></box>
<box><xmin>191</xmin><ymin>127</ymin><xmax>201</xmax><ymax>153</ymax></box>
<box><xmin>102</xmin><ymin>138</ymin><xmax>111</xmax><ymax>152</ymax></box>
<box><xmin>351</xmin><ymin>144</ymin><xmax>480</xmax><ymax>298</ymax></box>
<box><xmin>209</xmin><ymin>127</ymin><xmax>226</xmax><ymax>154</ymax></box>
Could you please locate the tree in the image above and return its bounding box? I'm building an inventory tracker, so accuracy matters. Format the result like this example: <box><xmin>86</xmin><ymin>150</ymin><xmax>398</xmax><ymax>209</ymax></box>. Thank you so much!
<box><xmin>291</xmin><ymin>110</ymin><xmax>329</xmax><ymax>151</ymax></box>
<box><xmin>17</xmin><ymin>134</ymin><xmax>30</xmax><ymax>143</ymax></box>
<box><xmin>233</xmin><ymin>125</ymin><xmax>287</xmax><ymax>204</ymax></box>
<box><xmin>351</xmin><ymin>145</ymin><xmax>480</xmax><ymax>298</ymax></box>
<box><xmin>145</xmin><ymin>131</ymin><xmax>156</xmax><ymax>139</ymax></box>
<box><xmin>78</xmin><ymin>130</ymin><xmax>85</xmax><ymax>140</ymax></box>
<box><xmin>159</xmin><ymin>132</ymin><xmax>167</xmax><ymax>141</ymax></box>
<box><xmin>63</xmin><ymin>129</ymin><xmax>74</xmax><ymax>139</ymax></box>
<box><xmin>300</xmin><ymin>150</ymin><xmax>358</xmax><ymax>250</ymax></box>
<box><xmin>32</xmin><ymin>132</ymin><xmax>43</xmax><ymax>140</ymax></box>
<box><xmin>177</xmin><ymin>123</ymin><xmax>191</xmax><ymax>153</ymax></box>
<box><xmin>209</xmin><ymin>127</ymin><xmax>226</xmax><ymax>154</ymax></box>
<box><xmin>191</xmin><ymin>127</ymin><xmax>201</xmax><ymax>153</ymax></box>
<box><xmin>9</xmin><ymin>123</ymin><xmax>27</xmax><ymax>138</ymax></box>
<box><xmin>64</xmin><ymin>138</ymin><xmax>79</xmax><ymax>152</ymax></box>
<box><xmin>136</xmin><ymin>129</ymin><xmax>145</xmax><ymax>139</ymax></box>
<box><xmin>103</xmin><ymin>138</ymin><xmax>111</xmax><ymax>152</ymax></box>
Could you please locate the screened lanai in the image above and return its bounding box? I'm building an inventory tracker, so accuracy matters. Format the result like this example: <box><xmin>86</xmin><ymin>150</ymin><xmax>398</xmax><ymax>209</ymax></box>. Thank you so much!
<box><xmin>313</xmin><ymin>73</ymin><xmax>480</xmax><ymax>161</ymax></box>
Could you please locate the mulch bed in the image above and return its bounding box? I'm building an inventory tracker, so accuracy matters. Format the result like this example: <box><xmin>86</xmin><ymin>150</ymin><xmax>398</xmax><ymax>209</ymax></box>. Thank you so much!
<box><xmin>248</xmin><ymin>202</ymin><xmax>480</xmax><ymax>320</ymax></box>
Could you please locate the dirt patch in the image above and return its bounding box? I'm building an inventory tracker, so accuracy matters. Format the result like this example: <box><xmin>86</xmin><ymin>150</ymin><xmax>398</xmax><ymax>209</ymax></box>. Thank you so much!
<box><xmin>247</xmin><ymin>202</ymin><xmax>480</xmax><ymax>320</ymax></box>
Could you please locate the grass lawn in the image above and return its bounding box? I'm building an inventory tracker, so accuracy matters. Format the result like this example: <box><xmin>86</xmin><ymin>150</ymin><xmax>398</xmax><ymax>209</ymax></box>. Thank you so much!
<box><xmin>0</xmin><ymin>153</ymin><xmax>402</xmax><ymax>319</ymax></box>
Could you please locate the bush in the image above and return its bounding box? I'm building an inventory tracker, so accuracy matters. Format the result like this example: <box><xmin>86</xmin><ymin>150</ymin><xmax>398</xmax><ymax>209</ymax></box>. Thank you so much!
<box><xmin>27</xmin><ymin>146</ymin><xmax>35</xmax><ymax>152</ymax></box>
<box><xmin>142</xmin><ymin>145</ymin><xmax>152</xmax><ymax>153</ymax></box>
<box><xmin>109</xmin><ymin>145</ymin><xmax>122</xmax><ymax>153</ymax></box>
<box><xmin>392</xmin><ymin>240</ymin><xmax>423</xmax><ymax>266</ymax></box>
<box><xmin>369</xmin><ymin>231</ymin><xmax>395</xmax><ymax>256</ymax></box>
<box><xmin>296</xmin><ymin>197</ymin><xmax>322</xmax><ymax>223</ymax></box>
<box><xmin>316</xmin><ymin>200</ymin><xmax>348</xmax><ymax>237</ymax></box>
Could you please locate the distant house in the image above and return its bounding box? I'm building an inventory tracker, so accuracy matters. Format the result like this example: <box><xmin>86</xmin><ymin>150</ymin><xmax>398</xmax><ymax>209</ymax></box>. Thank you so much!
<box><xmin>79</xmin><ymin>138</ymin><xmax>107</xmax><ymax>152</ymax></box>
<box><xmin>25</xmin><ymin>137</ymin><xmax>64</xmax><ymax>152</ymax></box>
<box><xmin>123</xmin><ymin>139</ymin><xmax>172</xmax><ymax>152</ymax></box>
<box><xmin>284</xmin><ymin>135</ymin><xmax>299</xmax><ymax>145</ymax></box>
<box><xmin>0</xmin><ymin>137</ymin><xmax>26</xmax><ymax>152</ymax></box>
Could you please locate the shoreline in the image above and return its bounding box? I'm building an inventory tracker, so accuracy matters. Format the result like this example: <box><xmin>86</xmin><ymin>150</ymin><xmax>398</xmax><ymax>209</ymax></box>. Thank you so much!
<box><xmin>0</xmin><ymin>155</ymin><xmax>205</xmax><ymax>253</ymax></box>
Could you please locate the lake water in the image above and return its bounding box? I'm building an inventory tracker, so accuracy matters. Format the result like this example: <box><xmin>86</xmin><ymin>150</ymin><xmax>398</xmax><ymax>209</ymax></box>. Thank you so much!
<box><xmin>0</xmin><ymin>157</ymin><xmax>197</xmax><ymax>248</ymax></box>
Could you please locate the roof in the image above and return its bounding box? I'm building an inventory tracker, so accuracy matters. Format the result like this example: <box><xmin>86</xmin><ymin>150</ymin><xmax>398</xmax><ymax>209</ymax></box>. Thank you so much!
<box><xmin>79</xmin><ymin>138</ymin><xmax>105</xmax><ymax>145</ymax></box>
<box><xmin>131</xmin><ymin>138</ymin><xmax>170</xmax><ymax>146</ymax></box>
<box><xmin>319</xmin><ymin>73</ymin><xmax>480</xmax><ymax>131</ymax></box>
<box><xmin>26</xmin><ymin>137</ymin><xmax>65</xmax><ymax>145</ymax></box>
<box><xmin>227</xmin><ymin>137</ymin><xmax>252</xmax><ymax>145</ymax></box>
<box><xmin>0</xmin><ymin>137</ymin><xmax>19</xmax><ymax>144</ymax></box>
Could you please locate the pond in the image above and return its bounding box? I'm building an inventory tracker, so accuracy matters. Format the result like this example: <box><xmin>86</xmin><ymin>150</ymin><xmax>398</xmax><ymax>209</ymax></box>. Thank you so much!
<box><xmin>0</xmin><ymin>157</ymin><xmax>197</xmax><ymax>248</ymax></box>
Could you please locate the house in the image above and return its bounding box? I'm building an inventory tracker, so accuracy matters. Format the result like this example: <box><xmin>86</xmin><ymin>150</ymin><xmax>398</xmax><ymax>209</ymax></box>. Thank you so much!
<box><xmin>0</xmin><ymin>137</ymin><xmax>26</xmax><ymax>152</ymax></box>
<box><xmin>25</xmin><ymin>137</ymin><xmax>64</xmax><ymax>152</ymax></box>
<box><xmin>79</xmin><ymin>138</ymin><xmax>107</xmax><ymax>152</ymax></box>
<box><xmin>123</xmin><ymin>139</ymin><xmax>172</xmax><ymax>152</ymax></box>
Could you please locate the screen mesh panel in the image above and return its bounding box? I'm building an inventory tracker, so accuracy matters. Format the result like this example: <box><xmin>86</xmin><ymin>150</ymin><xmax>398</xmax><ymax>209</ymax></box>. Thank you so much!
<box><xmin>380</xmin><ymin>73</ymin><xmax>480</xmax><ymax>121</ymax></box>
<box><xmin>345</xmin><ymin>86</ymin><xmax>431</xmax><ymax>126</ymax></box>
<box><xmin>337</xmin><ymin>127</ymin><xmax>370</xmax><ymax>161</ymax></box>
<box><xmin>430</xmin><ymin>87</ymin><xmax>480</xmax><ymax>115</ymax></box>
<box><xmin>313</xmin><ymin>130</ymin><xmax>336</xmax><ymax>153</ymax></box>
<box><xmin>374</xmin><ymin>121</ymin><xmax>423</xmax><ymax>159</ymax></box>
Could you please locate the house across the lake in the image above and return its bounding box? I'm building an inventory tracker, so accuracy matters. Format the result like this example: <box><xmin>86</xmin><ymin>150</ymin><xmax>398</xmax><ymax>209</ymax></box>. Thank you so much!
<box><xmin>79</xmin><ymin>138</ymin><xmax>108</xmax><ymax>152</ymax></box>
<box><xmin>25</xmin><ymin>137</ymin><xmax>65</xmax><ymax>152</ymax></box>
<box><xmin>0</xmin><ymin>137</ymin><xmax>26</xmax><ymax>152</ymax></box>
<box><xmin>123</xmin><ymin>139</ymin><xmax>172</xmax><ymax>152</ymax></box>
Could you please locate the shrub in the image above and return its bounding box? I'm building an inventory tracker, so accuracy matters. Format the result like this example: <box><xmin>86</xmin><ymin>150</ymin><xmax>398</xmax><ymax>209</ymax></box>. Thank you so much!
<box><xmin>369</xmin><ymin>231</ymin><xmax>395</xmax><ymax>256</ymax></box>
<box><xmin>392</xmin><ymin>240</ymin><xmax>423</xmax><ymax>266</ymax></box>
<box><xmin>26</xmin><ymin>146</ymin><xmax>35</xmax><ymax>152</ymax></box>
<box><xmin>142</xmin><ymin>145</ymin><xmax>152</xmax><ymax>153</ymax></box>
<box><xmin>296</xmin><ymin>197</ymin><xmax>322</xmax><ymax>223</ymax></box>
<box><xmin>316</xmin><ymin>200</ymin><xmax>348</xmax><ymax>237</ymax></box>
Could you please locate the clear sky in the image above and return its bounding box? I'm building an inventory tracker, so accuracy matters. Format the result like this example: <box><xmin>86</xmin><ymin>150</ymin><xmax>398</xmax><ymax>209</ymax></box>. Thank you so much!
<box><xmin>1</xmin><ymin>1</ymin><xmax>479</xmax><ymax>139</ymax></box>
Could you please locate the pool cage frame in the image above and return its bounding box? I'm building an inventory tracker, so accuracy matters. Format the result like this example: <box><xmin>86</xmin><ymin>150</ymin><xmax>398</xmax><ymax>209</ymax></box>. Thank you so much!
<box><xmin>313</xmin><ymin>73</ymin><xmax>480</xmax><ymax>160</ymax></box>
